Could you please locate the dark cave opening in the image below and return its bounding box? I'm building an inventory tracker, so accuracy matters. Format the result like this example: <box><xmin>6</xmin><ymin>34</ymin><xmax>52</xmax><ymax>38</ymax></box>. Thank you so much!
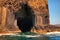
<box><xmin>15</xmin><ymin>3</ymin><xmax>35</xmax><ymax>32</ymax></box>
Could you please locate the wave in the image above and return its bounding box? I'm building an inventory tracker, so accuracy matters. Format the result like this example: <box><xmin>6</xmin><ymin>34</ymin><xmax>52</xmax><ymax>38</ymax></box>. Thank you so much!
<box><xmin>45</xmin><ymin>31</ymin><xmax>60</xmax><ymax>37</ymax></box>
<box><xmin>46</xmin><ymin>31</ymin><xmax>60</xmax><ymax>35</ymax></box>
<box><xmin>0</xmin><ymin>33</ymin><xmax>42</xmax><ymax>38</ymax></box>
<box><xmin>0</xmin><ymin>33</ymin><xmax>17</xmax><ymax>36</ymax></box>
<box><xmin>8</xmin><ymin>34</ymin><xmax>42</xmax><ymax>38</ymax></box>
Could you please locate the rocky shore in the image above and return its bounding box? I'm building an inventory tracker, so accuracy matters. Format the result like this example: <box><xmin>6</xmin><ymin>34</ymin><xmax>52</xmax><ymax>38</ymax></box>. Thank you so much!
<box><xmin>31</xmin><ymin>25</ymin><xmax>60</xmax><ymax>34</ymax></box>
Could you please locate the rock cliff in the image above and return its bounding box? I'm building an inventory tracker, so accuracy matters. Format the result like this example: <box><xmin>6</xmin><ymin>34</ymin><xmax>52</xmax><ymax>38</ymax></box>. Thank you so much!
<box><xmin>0</xmin><ymin>0</ymin><xmax>59</xmax><ymax>34</ymax></box>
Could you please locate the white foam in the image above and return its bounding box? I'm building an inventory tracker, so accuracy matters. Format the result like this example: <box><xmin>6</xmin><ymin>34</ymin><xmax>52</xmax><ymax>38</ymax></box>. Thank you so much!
<box><xmin>21</xmin><ymin>35</ymin><xmax>41</xmax><ymax>38</ymax></box>
<box><xmin>0</xmin><ymin>33</ymin><xmax>41</xmax><ymax>38</ymax></box>
<box><xmin>45</xmin><ymin>31</ymin><xmax>60</xmax><ymax>37</ymax></box>
<box><xmin>0</xmin><ymin>33</ymin><xmax>17</xmax><ymax>36</ymax></box>
<box><xmin>9</xmin><ymin>34</ymin><xmax>41</xmax><ymax>38</ymax></box>
<box><xmin>46</xmin><ymin>31</ymin><xmax>60</xmax><ymax>35</ymax></box>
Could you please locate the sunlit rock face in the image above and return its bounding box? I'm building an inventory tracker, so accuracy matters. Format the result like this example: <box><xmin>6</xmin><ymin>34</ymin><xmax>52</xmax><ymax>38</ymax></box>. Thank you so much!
<box><xmin>0</xmin><ymin>0</ymin><xmax>50</xmax><ymax>33</ymax></box>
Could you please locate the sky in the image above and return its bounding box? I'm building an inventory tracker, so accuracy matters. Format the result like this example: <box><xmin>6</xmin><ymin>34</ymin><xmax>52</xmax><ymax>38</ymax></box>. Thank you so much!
<box><xmin>48</xmin><ymin>0</ymin><xmax>60</xmax><ymax>25</ymax></box>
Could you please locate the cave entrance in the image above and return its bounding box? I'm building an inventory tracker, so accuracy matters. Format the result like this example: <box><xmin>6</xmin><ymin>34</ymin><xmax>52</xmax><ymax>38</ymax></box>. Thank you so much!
<box><xmin>15</xmin><ymin>4</ymin><xmax>35</xmax><ymax>32</ymax></box>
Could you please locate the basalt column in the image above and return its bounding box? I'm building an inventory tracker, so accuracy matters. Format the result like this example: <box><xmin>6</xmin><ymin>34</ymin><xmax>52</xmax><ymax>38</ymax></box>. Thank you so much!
<box><xmin>0</xmin><ymin>6</ymin><xmax>19</xmax><ymax>32</ymax></box>
<box><xmin>0</xmin><ymin>6</ymin><xmax>8</xmax><ymax>32</ymax></box>
<box><xmin>28</xmin><ymin>0</ymin><xmax>50</xmax><ymax>32</ymax></box>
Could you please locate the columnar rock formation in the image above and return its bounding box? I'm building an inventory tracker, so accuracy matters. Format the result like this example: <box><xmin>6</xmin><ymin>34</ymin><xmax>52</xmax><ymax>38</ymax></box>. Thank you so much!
<box><xmin>0</xmin><ymin>0</ymin><xmax>50</xmax><ymax>33</ymax></box>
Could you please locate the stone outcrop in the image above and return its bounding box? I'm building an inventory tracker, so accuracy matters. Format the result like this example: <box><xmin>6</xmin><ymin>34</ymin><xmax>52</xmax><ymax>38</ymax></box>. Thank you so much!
<box><xmin>31</xmin><ymin>25</ymin><xmax>60</xmax><ymax>34</ymax></box>
<box><xmin>0</xmin><ymin>0</ymin><xmax>59</xmax><ymax>34</ymax></box>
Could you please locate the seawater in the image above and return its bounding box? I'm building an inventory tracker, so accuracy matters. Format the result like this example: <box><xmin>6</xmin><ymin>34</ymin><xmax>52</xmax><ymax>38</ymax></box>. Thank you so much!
<box><xmin>0</xmin><ymin>32</ymin><xmax>60</xmax><ymax>40</ymax></box>
<box><xmin>49</xmin><ymin>36</ymin><xmax>60</xmax><ymax>40</ymax></box>
<box><xmin>0</xmin><ymin>32</ymin><xmax>48</xmax><ymax>40</ymax></box>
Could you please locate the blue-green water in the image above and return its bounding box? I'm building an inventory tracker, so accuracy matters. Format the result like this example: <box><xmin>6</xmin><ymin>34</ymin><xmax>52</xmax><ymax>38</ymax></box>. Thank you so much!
<box><xmin>49</xmin><ymin>36</ymin><xmax>60</xmax><ymax>40</ymax></box>
<box><xmin>0</xmin><ymin>32</ymin><xmax>60</xmax><ymax>40</ymax></box>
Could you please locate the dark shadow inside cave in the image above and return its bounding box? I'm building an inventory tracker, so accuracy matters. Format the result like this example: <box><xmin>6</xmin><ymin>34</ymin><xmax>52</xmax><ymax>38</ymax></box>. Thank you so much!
<box><xmin>15</xmin><ymin>3</ymin><xmax>35</xmax><ymax>32</ymax></box>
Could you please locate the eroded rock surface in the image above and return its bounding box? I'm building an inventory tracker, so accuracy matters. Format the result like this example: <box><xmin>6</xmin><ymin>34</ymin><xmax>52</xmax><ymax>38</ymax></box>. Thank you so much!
<box><xmin>0</xmin><ymin>0</ymin><xmax>55</xmax><ymax>34</ymax></box>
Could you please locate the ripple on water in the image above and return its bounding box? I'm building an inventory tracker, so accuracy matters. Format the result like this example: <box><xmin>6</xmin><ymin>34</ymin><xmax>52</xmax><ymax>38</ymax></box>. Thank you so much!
<box><xmin>0</xmin><ymin>32</ymin><xmax>49</xmax><ymax>40</ymax></box>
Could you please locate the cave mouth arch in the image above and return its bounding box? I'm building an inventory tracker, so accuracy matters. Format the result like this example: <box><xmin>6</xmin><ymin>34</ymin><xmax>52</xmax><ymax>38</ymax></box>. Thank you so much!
<box><xmin>15</xmin><ymin>3</ymin><xmax>35</xmax><ymax>32</ymax></box>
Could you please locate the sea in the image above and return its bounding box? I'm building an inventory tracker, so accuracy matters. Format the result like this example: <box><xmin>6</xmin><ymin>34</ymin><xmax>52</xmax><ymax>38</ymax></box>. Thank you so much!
<box><xmin>0</xmin><ymin>32</ymin><xmax>60</xmax><ymax>40</ymax></box>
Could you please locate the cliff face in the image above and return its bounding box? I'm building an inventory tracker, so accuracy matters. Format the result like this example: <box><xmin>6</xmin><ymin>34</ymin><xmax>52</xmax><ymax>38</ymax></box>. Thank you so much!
<box><xmin>0</xmin><ymin>0</ymin><xmax>50</xmax><ymax>34</ymax></box>
<box><xmin>0</xmin><ymin>7</ymin><xmax>20</xmax><ymax>33</ymax></box>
